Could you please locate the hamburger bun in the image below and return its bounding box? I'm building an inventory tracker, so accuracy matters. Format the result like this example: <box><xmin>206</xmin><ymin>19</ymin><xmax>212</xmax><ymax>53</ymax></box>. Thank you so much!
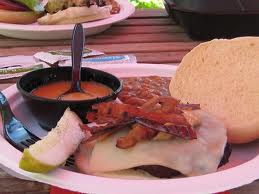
<box><xmin>37</xmin><ymin>5</ymin><xmax>111</xmax><ymax>25</ymax></box>
<box><xmin>169</xmin><ymin>37</ymin><xmax>259</xmax><ymax>144</ymax></box>
<box><xmin>0</xmin><ymin>9</ymin><xmax>41</xmax><ymax>24</ymax></box>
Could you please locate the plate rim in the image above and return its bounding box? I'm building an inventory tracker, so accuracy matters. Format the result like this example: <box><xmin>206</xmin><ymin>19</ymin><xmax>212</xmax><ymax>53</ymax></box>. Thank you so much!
<box><xmin>0</xmin><ymin>63</ymin><xmax>258</xmax><ymax>194</ymax></box>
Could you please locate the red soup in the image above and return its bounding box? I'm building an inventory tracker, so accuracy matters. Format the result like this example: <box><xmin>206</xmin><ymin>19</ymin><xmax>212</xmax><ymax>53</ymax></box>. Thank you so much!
<box><xmin>32</xmin><ymin>81</ymin><xmax>113</xmax><ymax>101</ymax></box>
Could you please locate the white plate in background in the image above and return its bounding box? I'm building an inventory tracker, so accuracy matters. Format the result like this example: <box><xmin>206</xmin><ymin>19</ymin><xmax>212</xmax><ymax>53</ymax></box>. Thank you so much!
<box><xmin>0</xmin><ymin>0</ymin><xmax>135</xmax><ymax>40</ymax></box>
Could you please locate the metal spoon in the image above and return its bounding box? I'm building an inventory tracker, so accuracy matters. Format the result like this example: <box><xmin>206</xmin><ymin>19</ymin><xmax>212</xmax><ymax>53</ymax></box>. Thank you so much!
<box><xmin>58</xmin><ymin>23</ymin><xmax>94</xmax><ymax>100</ymax></box>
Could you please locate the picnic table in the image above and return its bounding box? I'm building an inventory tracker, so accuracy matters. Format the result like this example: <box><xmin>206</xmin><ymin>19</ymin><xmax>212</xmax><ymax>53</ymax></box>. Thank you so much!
<box><xmin>0</xmin><ymin>8</ymin><xmax>258</xmax><ymax>194</ymax></box>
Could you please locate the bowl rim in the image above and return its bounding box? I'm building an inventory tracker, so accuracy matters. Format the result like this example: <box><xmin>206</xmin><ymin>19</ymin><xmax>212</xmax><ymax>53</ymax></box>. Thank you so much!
<box><xmin>16</xmin><ymin>66</ymin><xmax>123</xmax><ymax>104</ymax></box>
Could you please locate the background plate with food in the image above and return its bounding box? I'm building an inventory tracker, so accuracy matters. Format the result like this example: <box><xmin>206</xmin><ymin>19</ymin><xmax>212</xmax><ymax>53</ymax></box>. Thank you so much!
<box><xmin>0</xmin><ymin>63</ymin><xmax>259</xmax><ymax>194</ymax></box>
<box><xmin>0</xmin><ymin>0</ymin><xmax>135</xmax><ymax>40</ymax></box>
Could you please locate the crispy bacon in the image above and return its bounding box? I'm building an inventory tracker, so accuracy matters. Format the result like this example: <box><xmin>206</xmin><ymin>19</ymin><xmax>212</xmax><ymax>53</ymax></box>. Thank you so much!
<box><xmin>85</xmin><ymin>97</ymin><xmax>199</xmax><ymax>149</ymax></box>
<box><xmin>89</xmin><ymin>102</ymin><xmax>189</xmax><ymax>126</ymax></box>
<box><xmin>87</xmin><ymin>102</ymin><xmax>130</xmax><ymax>124</ymax></box>
<box><xmin>116</xmin><ymin>124</ymin><xmax>158</xmax><ymax>149</ymax></box>
<box><xmin>136</xmin><ymin>118</ymin><xmax>197</xmax><ymax>140</ymax></box>
<box><xmin>140</xmin><ymin>96</ymin><xmax>180</xmax><ymax>113</ymax></box>
<box><xmin>87</xmin><ymin>127</ymin><xmax>122</xmax><ymax>143</ymax></box>
<box><xmin>80</xmin><ymin>119</ymin><xmax>134</xmax><ymax>134</ymax></box>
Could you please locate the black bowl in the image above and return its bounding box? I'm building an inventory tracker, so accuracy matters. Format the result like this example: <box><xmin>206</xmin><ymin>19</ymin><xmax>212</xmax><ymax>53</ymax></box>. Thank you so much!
<box><xmin>17</xmin><ymin>67</ymin><xmax>122</xmax><ymax>130</ymax></box>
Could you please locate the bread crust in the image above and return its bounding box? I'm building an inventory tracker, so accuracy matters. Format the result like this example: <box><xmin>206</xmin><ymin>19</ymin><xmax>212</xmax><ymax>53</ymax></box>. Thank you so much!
<box><xmin>37</xmin><ymin>6</ymin><xmax>111</xmax><ymax>25</ymax></box>
<box><xmin>227</xmin><ymin>120</ymin><xmax>259</xmax><ymax>143</ymax></box>
<box><xmin>0</xmin><ymin>10</ymin><xmax>41</xmax><ymax>24</ymax></box>
<box><xmin>170</xmin><ymin>37</ymin><xmax>259</xmax><ymax>144</ymax></box>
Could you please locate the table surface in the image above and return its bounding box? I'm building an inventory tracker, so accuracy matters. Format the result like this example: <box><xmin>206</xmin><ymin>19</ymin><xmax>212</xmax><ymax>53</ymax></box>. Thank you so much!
<box><xmin>0</xmin><ymin>8</ymin><xmax>258</xmax><ymax>194</ymax></box>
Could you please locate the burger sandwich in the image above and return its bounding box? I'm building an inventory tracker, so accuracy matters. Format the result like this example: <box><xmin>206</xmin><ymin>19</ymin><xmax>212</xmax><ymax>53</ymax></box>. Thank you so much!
<box><xmin>76</xmin><ymin>97</ymin><xmax>231</xmax><ymax>179</ymax></box>
<box><xmin>38</xmin><ymin>0</ymin><xmax>120</xmax><ymax>25</ymax></box>
<box><xmin>0</xmin><ymin>0</ymin><xmax>120</xmax><ymax>25</ymax></box>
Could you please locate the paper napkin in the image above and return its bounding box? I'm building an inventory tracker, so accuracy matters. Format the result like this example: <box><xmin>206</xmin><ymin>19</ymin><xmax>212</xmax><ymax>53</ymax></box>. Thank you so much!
<box><xmin>0</xmin><ymin>55</ymin><xmax>49</xmax><ymax>80</ymax></box>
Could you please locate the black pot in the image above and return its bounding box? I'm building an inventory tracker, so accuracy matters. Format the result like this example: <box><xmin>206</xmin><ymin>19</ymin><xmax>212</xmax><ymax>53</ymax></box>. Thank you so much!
<box><xmin>17</xmin><ymin>67</ymin><xmax>122</xmax><ymax>130</ymax></box>
<box><xmin>164</xmin><ymin>0</ymin><xmax>259</xmax><ymax>40</ymax></box>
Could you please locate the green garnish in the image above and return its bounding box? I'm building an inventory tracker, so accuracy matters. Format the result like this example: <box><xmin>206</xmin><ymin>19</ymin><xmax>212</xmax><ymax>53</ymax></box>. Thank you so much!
<box><xmin>15</xmin><ymin>0</ymin><xmax>45</xmax><ymax>12</ymax></box>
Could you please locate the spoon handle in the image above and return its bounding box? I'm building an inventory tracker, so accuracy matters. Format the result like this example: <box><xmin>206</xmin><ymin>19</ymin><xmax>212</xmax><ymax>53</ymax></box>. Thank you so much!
<box><xmin>71</xmin><ymin>23</ymin><xmax>85</xmax><ymax>91</ymax></box>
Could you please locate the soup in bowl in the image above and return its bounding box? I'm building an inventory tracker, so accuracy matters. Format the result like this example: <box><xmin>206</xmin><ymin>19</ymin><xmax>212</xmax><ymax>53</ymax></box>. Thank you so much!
<box><xmin>17</xmin><ymin>67</ymin><xmax>122</xmax><ymax>130</ymax></box>
<box><xmin>31</xmin><ymin>81</ymin><xmax>113</xmax><ymax>101</ymax></box>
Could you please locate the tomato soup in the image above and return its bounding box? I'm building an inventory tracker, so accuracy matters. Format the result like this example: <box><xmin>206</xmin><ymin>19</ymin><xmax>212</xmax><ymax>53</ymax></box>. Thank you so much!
<box><xmin>32</xmin><ymin>81</ymin><xmax>113</xmax><ymax>100</ymax></box>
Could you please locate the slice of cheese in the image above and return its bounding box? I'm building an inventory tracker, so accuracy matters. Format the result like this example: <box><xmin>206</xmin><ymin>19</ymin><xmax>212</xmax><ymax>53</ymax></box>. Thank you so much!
<box><xmin>76</xmin><ymin>110</ymin><xmax>227</xmax><ymax>177</ymax></box>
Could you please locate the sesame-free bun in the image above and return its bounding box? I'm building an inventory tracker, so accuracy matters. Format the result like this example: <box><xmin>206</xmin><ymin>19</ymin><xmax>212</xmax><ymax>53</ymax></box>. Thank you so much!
<box><xmin>0</xmin><ymin>10</ymin><xmax>41</xmax><ymax>24</ymax></box>
<box><xmin>169</xmin><ymin>37</ymin><xmax>259</xmax><ymax>144</ymax></box>
<box><xmin>37</xmin><ymin>5</ymin><xmax>111</xmax><ymax>25</ymax></box>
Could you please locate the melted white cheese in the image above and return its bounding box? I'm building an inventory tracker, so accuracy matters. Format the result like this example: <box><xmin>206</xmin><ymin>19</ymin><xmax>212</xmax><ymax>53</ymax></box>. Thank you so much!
<box><xmin>77</xmin><ymin>110</ymin><xmax>227</xmax><ymax>177</ymax></box>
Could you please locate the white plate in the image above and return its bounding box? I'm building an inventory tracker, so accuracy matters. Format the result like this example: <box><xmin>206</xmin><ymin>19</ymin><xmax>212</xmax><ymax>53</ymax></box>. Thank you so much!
<box><xmin>0</xmin><ymin>0</ymin><xmax>135</xmax><ymax>40</ymax></box>
<box><xmin>0</xmin><ymin>63</ymin><xmax>259</xmax><ymax>194</ymax></box>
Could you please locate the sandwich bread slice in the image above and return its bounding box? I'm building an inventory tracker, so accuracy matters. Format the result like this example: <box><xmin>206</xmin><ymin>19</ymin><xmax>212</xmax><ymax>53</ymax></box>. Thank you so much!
<box><xmin>170</xmin><ymin>37</ymin><xmax>259</xmax><ymax>144</ymax></box>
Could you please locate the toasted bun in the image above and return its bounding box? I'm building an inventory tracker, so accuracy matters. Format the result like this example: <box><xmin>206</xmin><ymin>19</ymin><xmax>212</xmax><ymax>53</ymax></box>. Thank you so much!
<box><xmin>0</xmin><ymin>10</ymin><xmax>41</xmax><ymax>24</ymax></box>
<box><xmin>169</xmin><ymin>37</ymin><xmax>259</xmax><ymax>144</ymax></box>
<box><xmin>37</xmin><ymin>5</ymin><xmax>111</xmax><ymax>25</ymax></box>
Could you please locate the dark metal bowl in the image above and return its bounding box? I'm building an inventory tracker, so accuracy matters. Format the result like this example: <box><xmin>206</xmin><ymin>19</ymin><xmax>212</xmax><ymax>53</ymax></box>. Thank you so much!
<box><xmin>163</xmin><ymin>0</ymin><xmax>259</xmax><ymax>40</ymax></box>
<box><xmin>17</xmin><ymin>67</ymin><xmax>122</xmax><ymax>130</ymax></box>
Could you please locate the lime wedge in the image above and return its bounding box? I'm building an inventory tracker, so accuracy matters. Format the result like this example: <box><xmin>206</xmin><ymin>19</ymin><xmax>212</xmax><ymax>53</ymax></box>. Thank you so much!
<box><xmin>19</xmin><ymin>108</ymin><xmax>85</xmax><ymax>173</ymax></box>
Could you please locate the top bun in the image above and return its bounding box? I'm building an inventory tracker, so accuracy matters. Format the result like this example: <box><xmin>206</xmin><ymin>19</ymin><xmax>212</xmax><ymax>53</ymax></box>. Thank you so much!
<box><xmin>169</xmin><ymin>37</ymin><xmax>259</xmax><ymax>144</ymax></box>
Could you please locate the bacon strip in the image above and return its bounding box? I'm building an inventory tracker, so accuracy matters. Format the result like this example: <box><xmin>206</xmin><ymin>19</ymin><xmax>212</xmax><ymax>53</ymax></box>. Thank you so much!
<box><xmin>85</xmin><ymin>97</ymin><xmax>199</xmax><ymax>148</ymax></box>
<box><xmin>135</xmin><ymin>118</ymin><xmax>197</xmax><ymax>140</ymax></box>
<box><xmin>90</xmin><ymin>102</ymin><xmax>189</xmax><ymax>126</ymax></box>
<box><xmin>80</xmin><ymin>119</ymin><xmax>135</xmax><ymax>134</ymax></box>
<box><xmin>116</xmin><ymin>124</ymin><xmax>158</xmax><ymax>149</ymax></box>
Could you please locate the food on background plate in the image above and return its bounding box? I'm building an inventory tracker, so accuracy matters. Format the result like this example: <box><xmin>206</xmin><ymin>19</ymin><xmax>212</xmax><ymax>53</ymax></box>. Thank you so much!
<box><xmin>0</xmin><ymin>0</ymin><xmax>120</xmax><ymax>24</ymax></box>
<box><xmin>170</xmin><ymin>37</ymin><xmax>259</xmax><ymax>144</ymax></box>
<box><xmin>38</xmin><ymin>0</ymin><xmax>120</xmax><ymax>25</ymax></box>
<box><xmin>19</xmin><ymin>108</ymin><xmax>90</xmax><ymax>173</ymax></box>
<box><xmin>31</xmin><ymin>80</ymin><xmax>113</xmax><ymax>100</ymax></box>
<box><xmin>0</xmin><ymin>0</ymin><xmax>44</xmax><ymax>24</ymax></box>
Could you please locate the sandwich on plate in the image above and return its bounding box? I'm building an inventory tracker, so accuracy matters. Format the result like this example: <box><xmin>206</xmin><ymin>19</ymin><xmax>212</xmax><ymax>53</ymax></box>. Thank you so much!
<box><xmin>75</xmin><ymin>97</ymin><xmax>231</xmax><ymax>178</ymax></box>
<box><xmin>19</xmin><ymin>96</ymin><xmax>231</xmax><ymax>178</ymax></box>
<box><xmin>38</xmin><ymin>0</ymin><xmax>120</xmax><ymax>25</ymax></box>
<box><xmin>0</xmin><ymin>0</ymin><xmax>120</xmax><ymax>25</ymax></box>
